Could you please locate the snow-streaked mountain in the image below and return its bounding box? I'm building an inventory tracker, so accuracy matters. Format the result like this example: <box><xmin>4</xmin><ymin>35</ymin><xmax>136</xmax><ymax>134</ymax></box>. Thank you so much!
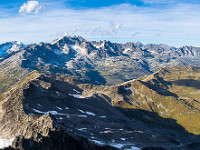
<box><xmin>0</xmin><ymin>41</ymin><xmax>24</xmax><ymax>58</ymax></box>
<box><xmin>49</xmin><ymin>35</ymin><xmax>200</xmax><ymax>84</ymax></box>
<box><xmin>1</xmin><ymin>35</ymin><xmax>200</xmax><ymax>86</ymax></box>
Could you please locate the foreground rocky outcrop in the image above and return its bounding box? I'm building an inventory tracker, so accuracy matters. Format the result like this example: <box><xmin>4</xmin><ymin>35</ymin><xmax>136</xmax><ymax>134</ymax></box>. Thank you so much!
<box><xmin>9</xmin><ymin>131</ymin><xmax>118</xmax><ymax>150</ymax></box>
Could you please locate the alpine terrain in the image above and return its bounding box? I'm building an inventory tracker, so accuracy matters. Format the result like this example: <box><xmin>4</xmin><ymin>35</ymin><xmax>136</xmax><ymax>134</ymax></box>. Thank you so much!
<box><xmin>1</xmin><ymin>35</ymin><xmax>200</xmax><ymax>150</ymax></box>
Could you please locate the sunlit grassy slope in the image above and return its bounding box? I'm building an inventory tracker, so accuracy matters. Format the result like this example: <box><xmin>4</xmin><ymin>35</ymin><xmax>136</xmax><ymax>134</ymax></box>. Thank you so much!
<box><xmin>110</xmin><ymin>66</ymin><xmax>200</xmax><ymax>134</ymax></box>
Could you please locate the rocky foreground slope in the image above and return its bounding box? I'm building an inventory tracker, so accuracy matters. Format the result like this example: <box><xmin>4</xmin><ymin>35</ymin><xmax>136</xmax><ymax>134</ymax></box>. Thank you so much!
<box><xmin>1</xmin><ymin>66</ymin><xmax>200</xmax><ymax>149</ymax></box>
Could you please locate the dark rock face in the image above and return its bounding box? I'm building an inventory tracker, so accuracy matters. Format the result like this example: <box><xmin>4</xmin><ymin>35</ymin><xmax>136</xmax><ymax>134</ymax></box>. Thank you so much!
<box><xmin>182</xmin><ymin>142</ymin><xmax>200</xmax><ymax>150</ymax></box>
<box><xmin>11</xmin><ymin>131</ymin><xmax>118</xmax><ymax>150</ymax></box>
<box><xmin>141</xmin><ymin>147</ymin><xmax>167</xmax><ymax>150</ymax></box>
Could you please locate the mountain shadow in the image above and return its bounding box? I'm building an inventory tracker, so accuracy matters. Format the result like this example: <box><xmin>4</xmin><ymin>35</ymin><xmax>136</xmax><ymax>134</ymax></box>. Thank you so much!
<box><xmin>116</xmin><ymin>107</ymin><xmax>200</xmax><ymax>149</ymax></box>
<box><xmin>173</xmin><ymin>79</ymin><xmax>200</xmax><ymax>89</ymax></box>
<box><xmin>5</xmin><ymin>130</ymin><xmax>118</xmax><ymax>150</ymax></box>
<box><xmin>140</xmin><ymin>77</ymin><xmax>178</xmax><ymax>98</ymax></box>
<box><xmin>83</xmin><ymin>70</ymin><xmax>106</xmax><ymax>85</ymax></box>
<box><xmin>117</xmin><ymin>108</ymin><xmax>188</xmax><ymax>134</ymax></box>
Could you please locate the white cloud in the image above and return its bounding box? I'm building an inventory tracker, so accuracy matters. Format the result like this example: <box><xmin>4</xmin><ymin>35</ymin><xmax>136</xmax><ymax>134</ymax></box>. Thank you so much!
<box><xmin>19</xmin><ymin>1</ymin><xmax>42</xmax><ymax>14</ymax></box>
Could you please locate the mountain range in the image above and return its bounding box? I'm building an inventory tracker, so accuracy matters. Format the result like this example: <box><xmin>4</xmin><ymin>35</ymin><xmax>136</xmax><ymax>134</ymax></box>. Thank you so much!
<box><xmin>1</xmin><ymin>35</ymin><xmax>200</xmax><ymax>87</ymax></box>
<box><xmin>1</xmin><ymin>35</ymin><xmax>200</xmax><ymax>149</ymax></box>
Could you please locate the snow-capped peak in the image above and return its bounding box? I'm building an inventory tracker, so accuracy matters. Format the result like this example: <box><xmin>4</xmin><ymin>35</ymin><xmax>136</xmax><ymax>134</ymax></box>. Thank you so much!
<box><xmin>0</xmin><ymin>41</ymin><xmax>24</xmax><ymax>58</ymax></box>
<box><xmin>51</xmin><ymin>33</ymin><xmax>69</xmax><ymax>45</ymax></box>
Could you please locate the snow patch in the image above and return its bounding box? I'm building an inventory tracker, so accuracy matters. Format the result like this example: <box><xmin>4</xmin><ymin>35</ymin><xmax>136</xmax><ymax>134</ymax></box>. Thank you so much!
<box><xmin>91</xmin><ymin>140</ymin><xmax>104</xmax><ymax>145</ymax></box>
<box><xmin>77</xmin><ymin>115</ymin><xmax>87</xmax><ymax>118</ymax></box>
<box><xmin>73</xmin><ymin>89</ymin><xmax>80</xmax><ymax>93</ymax></box>
<box><xmin>63</xmin><ymin>44</ymin><xmax>68</xmax><ymax>50</ymax></box>
<box><xmin>56</xmin><ymin>106</ymin><xmax>62</xmax><ymax>110</ymax></box>
<box><xmin>78</xmin><ymin>109</ymin><xmax>85</xmax><ymax>113</ymax></box>
<box><xmin>110</xmin><ymin>143</ymin><xmax>140</xmax><ymax>149</ymax></box>
<box><xmin>78</xmin><ymin>128</ymin><xmax>87</xmax><ymax>131</ymax></box>
<box><xmin>93</xmin><ymin>43</ymin><xmax>104</xmax><ymax>49</ymax></box>
<box><xmin>53</xmin><ymin>49</ymin><xmax>63</xmax><ymax>55</ymax></box>
<box><xmin>48</xmin><ymin>111</ymin><xmax>59</xmax><ymax>115</ymax></box>
<box><xmin>86</xmin><ymin>111</ymin><xmax>96</xmax><ymax>116</ymax></box>
<box><xmin>32</xmin><ymin>109</ymin><xmax>67</xmax><ymax>116</ymax></box>
<box><xmin>0</xmin><ymin>137</ymin><xmax>15</xmax><ymax>149</ymax></box>
<box><xmin>69</xmin><ymin>93</ymin><xmax>84</xmax><ymax>98</ymax></box>
<box><xmin>125</xmin><ymin>146</ymin><xmax>140</xmax><ymax>150</ymax></box>
<box><xmin>56</xmin><ymin>91</ymin><xmax>60</xmax><ymax>96</ymax></box>
<box><xmin>0</xmin><ymin>42</ymin><xmax>23</xmax><ymax>58</ymax></box>
<box><xmin>111</xmin><ymin>144</ymin><xmax>124</xmax><ymax>149</ymax></box>
<box><xmin>104</xmin><ymin>128</ymin><xmax>124</xmax><ymax>131</ymax></box>
<box><xmin>32</xmin><ymin>108</ymin><xmax>43</xmax><ymax>114</ymax></box>
<box><xmin>72</xmin><ymin>45</ymin><xmax>87</xmax><ymax>54</ymax></box>
<box><xmin>123</xmin><ymin>48</ymin><xmax>131</xmax><ymax>53</ymax></box>
<box><xmin>51</xmin><ymin>34</ymin><xmax>68</xmax><ymax>45</ymax></box>
<box><xmin>99</xmin><ymin>131</ymin><xmax>104</xmax><ymax>133</ymax></box>
<box><xmin>99</xmin><ymin>116</ymin><xmax>106</xmax><ymax>118</ymax></box>
<box><xmin>9</xmin><ymin>44</ymin><xmax>21</xmax><ymax>52</ymax></box>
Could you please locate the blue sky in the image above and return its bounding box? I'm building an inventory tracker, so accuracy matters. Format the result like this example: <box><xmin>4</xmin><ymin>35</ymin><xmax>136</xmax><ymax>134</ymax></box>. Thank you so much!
<box><xmin>0</xmin><ymin>0</ymin><xmax>200</xmax><ymax>47</ymax></box>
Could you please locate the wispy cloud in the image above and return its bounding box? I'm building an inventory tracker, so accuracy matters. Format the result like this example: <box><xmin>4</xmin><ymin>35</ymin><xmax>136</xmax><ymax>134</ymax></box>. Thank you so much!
<box><xmin>103</xmin><ymin>21</ymin><xmax>122</xmax><ymax>36</ymax></box>
<box><xmin>132</xmin><ymin>32</ymin><xmax>140</xmax><ymax>37</ymax></box>
<box><xmin>90</xmin><ymin>21</ymin><xmax>122</xmax><ymax>37</ymax></box>
<box><xmin>19</xmin><ymin>1</ymin><xmax>42</xmax><ymax>14</ymax></box>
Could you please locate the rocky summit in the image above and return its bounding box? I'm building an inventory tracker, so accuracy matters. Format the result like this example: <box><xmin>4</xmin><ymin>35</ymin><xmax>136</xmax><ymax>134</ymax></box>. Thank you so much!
<box><xmin>1</xmin><ymin>36</ymin><xmax>200</xmax><ymax>149</ymax></box>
